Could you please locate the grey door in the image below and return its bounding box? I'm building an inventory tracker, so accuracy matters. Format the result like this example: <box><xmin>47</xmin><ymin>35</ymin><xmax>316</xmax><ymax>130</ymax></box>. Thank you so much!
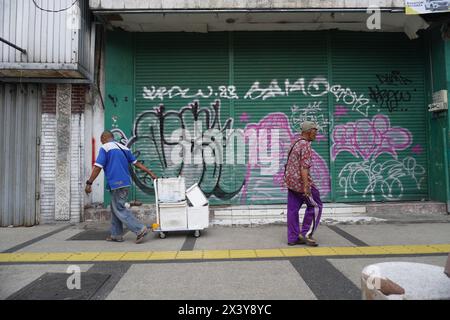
<box><xmin>0</xmin><ymin>83</ymin><xmax>40</xmax><ymax>227</ymax></box>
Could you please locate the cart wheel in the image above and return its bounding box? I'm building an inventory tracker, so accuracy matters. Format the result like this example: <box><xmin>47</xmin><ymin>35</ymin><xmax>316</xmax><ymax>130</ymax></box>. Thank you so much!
<box><xmin>194</xmin><ymin>230</ymin><xmax>200</xmax><ymax>238</ymax></box>
<box><xmin>159</xmin><ymin>232</ymin><xmax>166</xmax><ymax>239</ymax></box>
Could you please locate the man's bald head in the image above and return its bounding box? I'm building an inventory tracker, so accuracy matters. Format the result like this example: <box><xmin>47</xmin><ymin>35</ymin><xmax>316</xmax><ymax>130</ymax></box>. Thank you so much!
<box><xmin>100</xmin><ymin>131</ymin><xmax>114</xmax><ymax>144</ymax></box>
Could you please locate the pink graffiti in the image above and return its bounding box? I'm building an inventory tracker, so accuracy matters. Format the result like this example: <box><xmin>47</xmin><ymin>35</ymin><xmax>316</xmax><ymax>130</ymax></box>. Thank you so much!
<box><xmin>334</xmin><ymin>105</ymin><xmax>348</xmax><ymax>118</ymax></box>
<box><xmin>239</xmin><ymin>112</ymin><xmax>250</xmax><ymax>123</ymax></box>
<box><xmin>241</xmin><ymin>113</ymin><xmax>331</xmax><ymax>202</ymax></box>
<box><xmin>316</xmin><ymin>133</ymin><xmax>327</xmax><ymax>143</ymax></box>
<box><xmin>331</xmin><ymin>114</ymin><xmax>412</xmax><ymax>161</ymax></box>
<box><xmin>411</xmin><ymin>144</ymin><xmax>423</xmax><ymax>155</ymax></box>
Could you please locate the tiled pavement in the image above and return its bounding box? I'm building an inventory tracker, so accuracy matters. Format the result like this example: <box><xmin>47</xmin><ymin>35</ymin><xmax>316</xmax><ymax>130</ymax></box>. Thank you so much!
<box><xmin>0</xmin><ymin>222</ymin><xmax>449</xmax><ymax>300</ymax></box>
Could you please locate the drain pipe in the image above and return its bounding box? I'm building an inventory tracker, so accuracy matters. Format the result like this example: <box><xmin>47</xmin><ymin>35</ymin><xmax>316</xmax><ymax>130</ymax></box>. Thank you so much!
<box><xmin>444</xmin><ymin>128</ymin><xmax>450</xmax><ymax>214</ymax></box>
<box><xmin>446</xmin><ymin>36</ymin><xmax>450</xmax><ymax>215</ymax></box>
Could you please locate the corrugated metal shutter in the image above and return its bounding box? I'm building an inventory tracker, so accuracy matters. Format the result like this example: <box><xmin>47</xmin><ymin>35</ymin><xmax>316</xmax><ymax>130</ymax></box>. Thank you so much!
<box><xmin>0</xmin><ymin>0</ymin><xmax>78</xmax><ymax>64</ymax></box>
<box><xmin>122</xmin><ymin>30</ymin><xmax>429</xmax><ymax>205</ymax></box>
<box><xmin>133</xmin><ymin>32</ymin><xmax>231</xmax><ymax>204</ymax></box>
<box><xmin>233</xmin><ymin>31</ymin><xmax>331</xmax><ymax>204</ymax></box>
<box><xmin>0</xmin><ymin>84</ymin><xmax>40</xmax><ymax>226</ymax></box>
<box><xmin>330</xmin><ymin>32</ymin><xmax>428</xmax><ymax>202</ymax></box>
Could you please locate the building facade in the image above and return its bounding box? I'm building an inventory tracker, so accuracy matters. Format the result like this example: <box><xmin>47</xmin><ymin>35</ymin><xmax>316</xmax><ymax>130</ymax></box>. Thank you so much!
<box><xmin>0</xmin><ymin>0</ymin><xmax>96</xmax><ymax>226</ymax></box>
<box><xmin>1</xmin><ymin>0</ymin><xmax>449</xmax><ymax>226</ymax></box>
<box><xmin>90</xmin><ymin>0</ymin><xmax>450</xmax><ymax>210</ymax></box>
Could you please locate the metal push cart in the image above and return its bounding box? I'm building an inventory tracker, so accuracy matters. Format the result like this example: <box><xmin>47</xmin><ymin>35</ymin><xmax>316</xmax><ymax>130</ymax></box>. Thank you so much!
<box><xmin>152</xmin><ymin>178</ymin><xmax>209</xmax><ymax>239</ymax></box>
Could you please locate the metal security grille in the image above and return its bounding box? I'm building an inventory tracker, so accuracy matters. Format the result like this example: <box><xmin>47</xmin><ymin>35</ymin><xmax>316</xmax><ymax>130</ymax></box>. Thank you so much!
<box><xmin>330</xmin><ymin>32</ymin><xmax>428</xmax><ymax>202</ymax></box>
<box><xmin>106</xmin><ymin>30</ymin><xmax>429</xmax><ymax>205</ymax></box>
<box><xmin>0</xmin><ymin>84</ymin><xmax>40</xmax><ymax>226</ymax></box>
<box><xmin>133</xmin><ymin>32</ymin><xmax>231</xmax><ymax>205</ymax></box>
<box><xmin>232</xmin><ymin>31</ymin><xmax>331</xmax><ymax>204</ymax></box>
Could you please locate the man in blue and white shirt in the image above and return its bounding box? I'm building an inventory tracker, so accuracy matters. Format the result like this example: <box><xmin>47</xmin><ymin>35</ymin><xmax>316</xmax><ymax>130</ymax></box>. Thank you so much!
<box><xmin>85</xmin><ymin>131</ymin><xmax>157</xmax><ymax>244</ymax></box>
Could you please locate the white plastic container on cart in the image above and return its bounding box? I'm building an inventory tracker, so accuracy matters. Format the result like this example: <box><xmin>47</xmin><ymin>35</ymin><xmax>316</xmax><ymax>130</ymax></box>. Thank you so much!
<box><xmin>156</xmin><ymin>177</ymin><xmax>185</xmax><ymax>203</ymax></box>
<box><xmin>158</xmin><ymin>201</ymin><xmax>188</xmax><ymax>231</ymax></box>
<box><xmin>186</xmin><ymin>183</ymin><xmax>209</xmax><ymax>230</ymax></box>
<box><xmin>186</xmin><ymin>183</ymin><xmax>208</xmax><ymax>207</ymax></box>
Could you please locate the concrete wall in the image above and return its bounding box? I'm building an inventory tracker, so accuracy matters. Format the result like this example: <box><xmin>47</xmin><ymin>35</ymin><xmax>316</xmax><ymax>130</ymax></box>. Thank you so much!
<box><xmin>84</xmin><ymin>88</ymin><xmax>105</xmax><ymax>205</ymax></box>
<box><xmin>40</xmin><ymin>84</ymin><xmax>88</xmax><ymax>223</ymax></box>
<box><xmin>90</xmin><ymin>0</ymin><xmax>404</xmax><ymax>10</ymax></box>
<box><xmin>83</xmin><ymin>28</ymin><xmax>105</xmax><ymax>206</ymax></box>
<box><xmin>40</xmin><ymin>113</ymin><xmax>57</xmax><ymax>223</ymax></box>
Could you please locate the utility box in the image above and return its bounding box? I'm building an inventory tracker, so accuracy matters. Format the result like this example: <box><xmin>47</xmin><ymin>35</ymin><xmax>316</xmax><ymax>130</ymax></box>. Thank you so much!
<box><xmin>428</xmin><ymin>90</ymin><xmax>448</xmax><ymax>112</ymax></box>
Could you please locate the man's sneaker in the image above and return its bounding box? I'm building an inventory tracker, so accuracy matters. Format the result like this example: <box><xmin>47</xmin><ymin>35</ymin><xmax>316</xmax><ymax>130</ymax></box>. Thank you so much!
<box><xmin>135</xmin><ymin>226</ymin><xmax>149</xmax><ymax>244</ymax></box>
<box><xmin>106</xmin><ymin>235</ymin><xmax>124</xmax><ymax>242</ymax></box>
<box><xmin>299</xmin><ymin>234</ymin><xmax>319</xmax><ymax>247</ymax></box>
<box><xmin>288</xmin><ymin>237</ymin><xmax>306</xmax><ymax>246</ymax></box>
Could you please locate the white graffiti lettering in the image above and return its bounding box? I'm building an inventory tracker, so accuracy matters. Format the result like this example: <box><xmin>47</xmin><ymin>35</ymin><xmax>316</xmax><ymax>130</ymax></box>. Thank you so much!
<box><xmin>290</xmin><ymin>101</ymin><xmax>330</xmax><ymax>132</ymax></box>
<box><xmin>143</xmin><ymin>85</ymin><xmax>238</xmax><ymax>100</ymax></box>
<box><xmin>338</xmin><ymin>156</ymin><xmax>425</xmax><ymax>201</ymax></box>
<box><xmin>142</xmin><ymin>77</ymin><xmax>372</xmax><ymax>116</ymax></box>
<box><xmin>329</xmin><ymin>84</ymin><xmax>371</xmax><ymax>117</ymax></box>
<box><xmin>244</xmin><ymin>80</ymin><xmax>286</xmax><ymax>100</ymax></box>
<box><xmin>243</xmin><ymin>78</ymin><xmax>371</xmax><ymax>116</ymax></box>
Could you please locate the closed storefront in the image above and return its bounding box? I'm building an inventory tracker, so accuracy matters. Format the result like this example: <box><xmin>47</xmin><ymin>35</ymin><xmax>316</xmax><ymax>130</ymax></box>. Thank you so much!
<box><xmin>0</xmin><ymin>84</ymin><xmax>40</xmax><ymax>226</ymax></box>
<box><xmin>105</xmin><ymin>30</ymin><xmax>429</xmax><ymax>205</ymax></box>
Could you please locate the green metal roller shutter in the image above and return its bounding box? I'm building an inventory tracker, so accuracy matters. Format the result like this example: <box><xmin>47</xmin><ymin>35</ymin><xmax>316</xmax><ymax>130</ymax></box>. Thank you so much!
<box><xmin>133</xmin><ymin>32</ymin><xmax>232</xmax><ymax>204</ymax></box>
<box><xmin>107</xmin><ymin>30</ymin><xmax>429</xmax><ymax>205</ymax></box>
<box><xmin>132</xmin><ymin>31</ymin><xmax>333</xmax><ymax>205</ymax></box>
<box><xmin>330</xmin><ymin>32</ymin><xmax>428</xmax><ymax>202</ymax></box>
<box><xmin>233</xmin><ymin>31</ymin><xmax>331</xmax><ymax>204</ymax></box>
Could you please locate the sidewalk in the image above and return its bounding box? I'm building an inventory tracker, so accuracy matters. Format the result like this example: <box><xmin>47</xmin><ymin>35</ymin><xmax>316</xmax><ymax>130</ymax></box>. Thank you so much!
<box><xmin>1</xmin><ymin>213</ymin><xmax>449</xmax><ymax>300</ymax></box>
<box><xmin>1</xmin><ymin>210</ymin><xmax>450</xmax><ymax>256</ymax></box>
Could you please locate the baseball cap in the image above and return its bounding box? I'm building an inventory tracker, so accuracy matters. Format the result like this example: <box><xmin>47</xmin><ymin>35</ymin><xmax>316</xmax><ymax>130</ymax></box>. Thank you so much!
<box><xmin>301</xmin><ymin>121</ymin><xmax>319</xmax><ymax>132</ymax></box>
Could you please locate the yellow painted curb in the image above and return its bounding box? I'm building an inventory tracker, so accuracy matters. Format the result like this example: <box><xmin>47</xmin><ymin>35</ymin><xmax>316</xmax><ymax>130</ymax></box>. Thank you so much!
<box><xmin>66</xmin><ymin>252</ymin><xmax>100</xmax><ymax>261</ymax></box>
<box><xmin>120</xmin><ymin>252</ymin><xmax>153</xmax><ymax>261</ymax></box>
<box><xmin>0</xmin><ymin>254</ymin><xmax>14</xmax><ymax>262</ymax></box>
<box><xmin>357</xmin><ymin>246</ymin><xmax>389</xmax><ymax>255</ymax></box>
<box><xmin>331</xmin><ymin>247</ymin><xmax>365</xmax><ymax>255</ymax></box>
<box><xmin>229</xmin><ymin>250</ymin><xmax>257</xmax><ymax>258</ymax></box>
<box><xmin>39</xmin><ymin>253</ymin><xmax>73</xmax><ymax>262</ymax></box>
<box><xmin>382</xmin><ymin>245</ymin><xmax>416</xmax><ymax>254</ymax></box>
<box><xmin>93</xmin><ymin>252</ymin><xmax>127</xmax><ymax>261</ymax></box>
<box><xmin>202</xmin><ymin>250</ymin><xmax>230</xmax><ymax>259</ymax></box>
<box><xmin>0</xmin><ymin>244</ymin><xmax>448</xmax><ymax>263</ymax></box>
<box><xmin>280</xmin><ymin>248</ymin><xmax>310</xmax><ymax>257</ymax></box>
<box><xmin>407</xmin><ymin>245</ymin><xmax>441</xmax><ymax>254</ymax></box>
<box><xmin>176</xmin><ymin>251</ymin><xmax>204</xmax><ymax>260</ymax></box>
<box><xmin>429</xmin><ymin>244</ymin><xmax>450</xmax><ymax>253</ymax></box>
<box><xmin>255</xmin><ymin>249</ymin><xmax>284</xmax><ymax>258</ymax></box>
<box><xmin>10</xmin><ymin>253</ymin><xmax>49</xmax><ymax>262</ymax></box>
<box><xmin>147</xmin><ymin>251</ymin><xmax>177</xmax><ymax>260</ymax></box>
<box><xmin>307</xmin><ymin>247</ymin><xmax>338</xmax><ymax>256</ymax></box>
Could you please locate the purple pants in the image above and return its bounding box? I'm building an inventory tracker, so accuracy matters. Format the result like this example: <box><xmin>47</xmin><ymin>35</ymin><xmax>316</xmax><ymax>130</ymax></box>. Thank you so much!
<box><xmin>287</xmin><ymin>186</ymin><xmax>323</xmax><ymax>243</ymax></box>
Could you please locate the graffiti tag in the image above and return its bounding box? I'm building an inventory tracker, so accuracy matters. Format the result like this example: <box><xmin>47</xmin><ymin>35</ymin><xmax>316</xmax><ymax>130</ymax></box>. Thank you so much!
<box><xmin>376</xmin><ymin>71</ymin><xmax>412</xmax><ymax>86</ymax></box>
<box><xmin>290</xmin><ymin>101</ymin><xmax>330</xmax><ymax>132</ymax></box>
<box><xmin>143</xmin><ymin>85</ymin><xmax>239</xmax><ymax>101</ymax></box>
<box><xmin>368</xmin><ymin>71</ymin><xmax>415</xmax><ymax>112</ymax></box>
<box><xmin>338</xmin><ymin>156</ymin><xmax>425</xmax><ymax>200</ymax></box>
<box><xmin>331</xmin><ymin>114</ymin><xmax>412</xmax><ymax>161</ymax></box>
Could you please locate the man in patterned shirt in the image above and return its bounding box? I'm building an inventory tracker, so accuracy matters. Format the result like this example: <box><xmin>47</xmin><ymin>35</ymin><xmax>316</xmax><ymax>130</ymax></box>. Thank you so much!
<box><xmin>284</xmin><ymin>121</ymin><xmax>322</xmax><ymax>246</ymax></box>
